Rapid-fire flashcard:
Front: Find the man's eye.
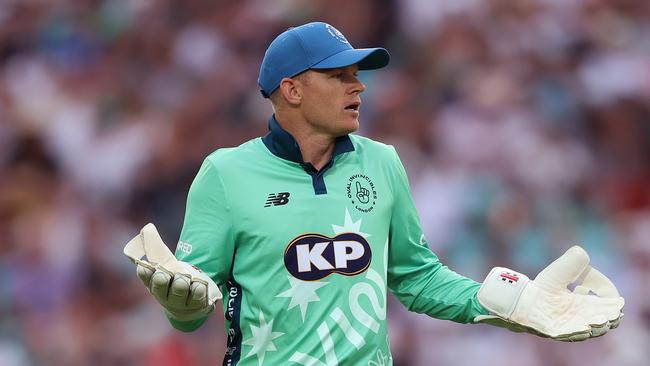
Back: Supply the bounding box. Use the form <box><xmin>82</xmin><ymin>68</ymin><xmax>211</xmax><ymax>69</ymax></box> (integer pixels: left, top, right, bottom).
<box><xmin>332</xmin><ymin>73</ymin><xmax>343</xmax><ymax>79</ymax></box>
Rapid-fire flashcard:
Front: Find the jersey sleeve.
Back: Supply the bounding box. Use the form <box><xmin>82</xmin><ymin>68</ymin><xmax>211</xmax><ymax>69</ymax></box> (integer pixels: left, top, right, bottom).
<box><xmin>168</xmin><ymin>157</ymin><xmax>236</xmax><ymax>331</ymax></box>
<box><xmin>386</xmin><ymin>147</ymin><xmax>489</xmax><ymax>323</ymax></box>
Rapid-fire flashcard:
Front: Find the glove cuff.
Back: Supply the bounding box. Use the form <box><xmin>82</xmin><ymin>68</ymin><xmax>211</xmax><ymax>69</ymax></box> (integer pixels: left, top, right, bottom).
<box><xmin>477</xmin><ymin>267</ymin><xmax>530</xmax><ymax>319</ymax></box>
<box><xmin>164</xmin><ymin>307</ymin><xmax>213</xmax><ymax>322</ymax></box>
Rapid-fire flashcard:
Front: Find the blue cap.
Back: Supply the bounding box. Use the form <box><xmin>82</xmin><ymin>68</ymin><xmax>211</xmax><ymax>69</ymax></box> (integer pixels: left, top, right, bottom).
<box><xmin>258</xmin><ymin>22</ymin><xmax>390</xmax><ymax>98</ymax></box>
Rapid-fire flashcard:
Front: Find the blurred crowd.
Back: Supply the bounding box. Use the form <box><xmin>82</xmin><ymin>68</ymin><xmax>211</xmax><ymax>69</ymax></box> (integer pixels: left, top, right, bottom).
<box><xmin>1</xmin><ymin>0</ymin><xmax>649</xmax><ymax>365</ymax></box>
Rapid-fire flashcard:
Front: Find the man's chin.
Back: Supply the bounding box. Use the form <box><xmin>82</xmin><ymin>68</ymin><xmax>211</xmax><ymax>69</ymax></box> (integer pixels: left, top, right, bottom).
<box><xmin>325</xmin><ymin>117</ymin><xmax>359</xmax><ymax>137</ymax></box>
<box><xmin>340</xmin><ymin>118</ymin><xmax>360</xmax><ymax>135</ymax></box>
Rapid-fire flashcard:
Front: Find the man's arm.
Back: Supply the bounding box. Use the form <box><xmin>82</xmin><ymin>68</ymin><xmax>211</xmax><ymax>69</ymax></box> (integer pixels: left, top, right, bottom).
<box><xmin>385</xmin><ymin>147</ymin><xmax>488</xmax><ymax>323</ymax></box>
<box><xmin>124</xmin><ymin>156</ymin><xmax>236</xmax><ymax>332</ymax></box>
<box><xmin>169</xmin><ymin>157</ymin><xmax>236</xmax><ymax>331</ymax></box>
<box><xmin>385</xmin><ymin>147</ymin><xmax>624</xmax><ymax>340</ymax></box>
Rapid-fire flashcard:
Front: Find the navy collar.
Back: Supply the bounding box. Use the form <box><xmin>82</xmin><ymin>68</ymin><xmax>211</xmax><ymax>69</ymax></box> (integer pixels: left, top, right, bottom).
<box><xmin>262</xmin><ymin>115</ymin><xmax>355</xmax><ymax>165</ymax></box>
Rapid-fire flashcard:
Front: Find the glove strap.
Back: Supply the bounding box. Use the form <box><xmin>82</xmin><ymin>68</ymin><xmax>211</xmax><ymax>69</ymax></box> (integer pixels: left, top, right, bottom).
<box><xmin>477</xmin><ymin>267</ymin><xmax>530</xmax><ymax>319</ymax></box>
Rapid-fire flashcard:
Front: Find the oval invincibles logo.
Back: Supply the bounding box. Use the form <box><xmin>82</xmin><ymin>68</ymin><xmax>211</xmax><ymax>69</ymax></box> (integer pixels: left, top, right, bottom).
<box><xmin>284</xmin><ymin>233</ymin><xmax>372</xmax><ymax>281</ymax></box>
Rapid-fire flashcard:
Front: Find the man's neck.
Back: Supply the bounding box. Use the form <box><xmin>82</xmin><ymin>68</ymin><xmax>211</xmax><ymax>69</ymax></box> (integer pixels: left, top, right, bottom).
<box><xmin>294</xmin><ymin>131</ymin><xmax>336</xmax><ymax>171</ymax></box>
<box><xmin>275</xmin><ymin>114</ymin><xmax>336</xmax><ymax>171</ymax></box>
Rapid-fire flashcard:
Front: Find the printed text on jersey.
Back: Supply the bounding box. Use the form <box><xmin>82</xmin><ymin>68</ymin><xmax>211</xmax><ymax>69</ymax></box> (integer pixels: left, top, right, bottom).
<box><xmin>284</xmin><ymin>233</ymin><xmax>372</xmax><ymax>281</ymax></box>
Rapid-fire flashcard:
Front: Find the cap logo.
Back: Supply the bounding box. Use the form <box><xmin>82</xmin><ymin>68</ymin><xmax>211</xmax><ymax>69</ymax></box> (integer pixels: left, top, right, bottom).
<box><xmin>325</xmin><ymin>24</ymin><xmax>349</xmax><ymax>44</ymax></box>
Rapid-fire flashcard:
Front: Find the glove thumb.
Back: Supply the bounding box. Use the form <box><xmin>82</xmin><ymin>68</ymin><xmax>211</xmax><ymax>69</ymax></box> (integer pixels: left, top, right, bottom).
<box><xmin>574</xmin><ymin>266</ymin><xmax>621</xmax><ymax>298</ymax></box>
<box><xmin>534</xmin><ymin>246</ymin><xmax>590</xmax><ymax>288</ymax></box>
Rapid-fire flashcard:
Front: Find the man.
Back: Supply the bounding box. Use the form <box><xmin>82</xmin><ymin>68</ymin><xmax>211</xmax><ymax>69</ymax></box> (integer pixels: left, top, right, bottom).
<box><xmin>124</xmin><ymin>22</ymin><xmax>624</xmax><ymax>365</ymax></box>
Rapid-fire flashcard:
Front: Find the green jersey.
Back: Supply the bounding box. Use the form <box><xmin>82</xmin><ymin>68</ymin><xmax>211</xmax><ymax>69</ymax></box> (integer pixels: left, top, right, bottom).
<box><xmin>173</xmin><ymin>116</ymin><xmax>487</xmax><ymax>365</ymax></box>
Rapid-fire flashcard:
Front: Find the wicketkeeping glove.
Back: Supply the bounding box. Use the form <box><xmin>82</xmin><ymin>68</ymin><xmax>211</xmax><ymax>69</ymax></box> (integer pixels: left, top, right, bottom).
<box><xmin>123</xmin><ymin>223</ymin><xmax>222</xmax><ymax>321</ymax></box>
<box><xmin>475</xmin><ymin>246</ymin><xmax>624</xmax><ymax>341</ymax></box>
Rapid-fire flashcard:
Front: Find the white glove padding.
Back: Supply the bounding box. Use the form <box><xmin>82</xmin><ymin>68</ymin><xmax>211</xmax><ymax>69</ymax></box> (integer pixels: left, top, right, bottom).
<box><xmin>475</xmin><ymin>246</ymin><xmax>624</xmax><ymax>341</ymax></box>
<box><xmin>123</xmin><ymin>223</ymin><xmax>222</xmax><ymax>321</ymax></box>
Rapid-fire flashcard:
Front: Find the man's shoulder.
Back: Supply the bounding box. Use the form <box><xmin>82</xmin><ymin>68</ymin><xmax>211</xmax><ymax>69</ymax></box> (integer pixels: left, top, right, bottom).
<box><xmin>349</xmin><ymin>134</ymin><xmax>397</xmax><ymax>157</ymax></box>
<box><xmin>204</xmin><ymin>138</ymin><xmax>265</xmax><ymax>168</ymax></box>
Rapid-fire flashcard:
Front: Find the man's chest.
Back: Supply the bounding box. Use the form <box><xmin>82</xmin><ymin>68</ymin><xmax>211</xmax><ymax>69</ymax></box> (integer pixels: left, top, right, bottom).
<box><xmin>225</xmin><ymin>163</ymin><xmax>393</xmax><ymax>277</ymax></box>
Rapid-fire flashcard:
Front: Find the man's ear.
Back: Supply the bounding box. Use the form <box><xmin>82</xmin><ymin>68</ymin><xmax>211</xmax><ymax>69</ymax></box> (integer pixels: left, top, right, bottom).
<box><xmin>278</xmin><ymin>77</ymin><xmax>302</xmax><ymax>105</ymax></box>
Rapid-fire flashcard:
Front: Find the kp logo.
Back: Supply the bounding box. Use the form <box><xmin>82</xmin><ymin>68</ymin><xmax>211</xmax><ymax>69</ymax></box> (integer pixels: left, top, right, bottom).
<box><xmin>284</xmin><ymin>233</ymin><xmax>372</xmax><ymax>281</ymax></box>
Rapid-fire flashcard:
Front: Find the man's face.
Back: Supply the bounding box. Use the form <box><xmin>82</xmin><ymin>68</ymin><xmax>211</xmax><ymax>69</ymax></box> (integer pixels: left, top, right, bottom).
<box><xmin>298</xmin><ymin>65</ymin><xmax>365</xmax><ymax>137</ymax></box>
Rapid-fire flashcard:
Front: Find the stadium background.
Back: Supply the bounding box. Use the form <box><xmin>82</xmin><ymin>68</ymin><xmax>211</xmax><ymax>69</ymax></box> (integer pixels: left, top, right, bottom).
<box><xmin>0</xmin><ymin>0</ymin><xmax>648</xmax><ymax>365</ymax></box>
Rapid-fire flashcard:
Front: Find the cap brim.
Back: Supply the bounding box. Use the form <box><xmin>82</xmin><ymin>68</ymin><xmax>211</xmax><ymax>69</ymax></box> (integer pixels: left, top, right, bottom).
<box><xmin>311</xmin><ymin>48</ymin><xmax>390</xmax><ymax>70</ymax></box>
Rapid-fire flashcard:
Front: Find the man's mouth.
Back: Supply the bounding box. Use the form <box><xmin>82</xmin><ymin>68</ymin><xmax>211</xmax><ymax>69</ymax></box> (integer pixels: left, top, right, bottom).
<box><xmin>345</xmin><ymin>102</ymin><xmax>361</xmax><ymax>111</ymax></box>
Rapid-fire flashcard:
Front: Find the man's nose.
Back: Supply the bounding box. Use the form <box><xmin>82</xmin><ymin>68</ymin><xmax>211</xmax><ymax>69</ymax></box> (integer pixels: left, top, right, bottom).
<box><xmin>351</xmin><ymin>77</ymin><xmax>366</xmax><ymax>94</ymax></box>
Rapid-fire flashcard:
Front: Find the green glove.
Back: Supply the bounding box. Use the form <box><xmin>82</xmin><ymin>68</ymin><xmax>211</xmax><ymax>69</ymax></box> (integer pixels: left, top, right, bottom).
<box><xmin>124</xmin><ymin>223</ymin><xmax>222</xmax><ymax>321</ymax></box>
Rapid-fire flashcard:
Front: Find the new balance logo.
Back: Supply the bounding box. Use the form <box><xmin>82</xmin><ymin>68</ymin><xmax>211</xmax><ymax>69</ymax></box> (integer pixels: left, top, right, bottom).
<box><xmin>264</xmin><ymin>192</ymin><xmax>290</xmax><ymax>207</ymax></box>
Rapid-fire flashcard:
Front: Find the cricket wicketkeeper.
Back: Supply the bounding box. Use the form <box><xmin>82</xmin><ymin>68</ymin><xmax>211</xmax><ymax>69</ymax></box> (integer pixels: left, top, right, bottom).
<box><xmin>124</xmin><ymin>22</ymin><xmax>624</xmax><ymax>365</ymax></box>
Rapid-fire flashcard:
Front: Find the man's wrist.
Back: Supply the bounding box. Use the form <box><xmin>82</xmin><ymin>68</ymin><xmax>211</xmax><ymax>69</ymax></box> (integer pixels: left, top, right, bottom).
<box><xmin>166</xmin><ymin>313</ymin><xmax>208</xmax><ymax>333</ymax></box>
<box><xmin>476</xmin><ymin>267</ymin><xmax>530</xmax><ymax>320</ymax></box>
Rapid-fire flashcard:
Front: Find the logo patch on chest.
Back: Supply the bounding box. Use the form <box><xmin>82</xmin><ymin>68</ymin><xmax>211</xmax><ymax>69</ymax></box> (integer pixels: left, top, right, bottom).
<box><xmin>346</xmin><ymin>174</ymin><xmax>377</xmax><ymax>213</ymax></box>
<box><xmin>284</xmin><ymin>233</ymin><xmax>372</xmax><ymax>281</ymax></box>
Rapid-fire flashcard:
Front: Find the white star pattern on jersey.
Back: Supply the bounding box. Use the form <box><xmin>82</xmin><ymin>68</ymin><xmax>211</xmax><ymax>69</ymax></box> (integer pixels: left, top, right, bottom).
<box><xmin>276</xmin><ymin>276</ymin><xmax>329</xmax><ymax>322</ymax></box>
<box><xmin>332</xmin><ymin>208</ymin><xmax>371</xmax><ymax>238</ymax></box>
<box><xmin>242</xmin><ymin>311</ymin><xmax>284</xmax><ymax>366</ymax></box>
<box><xmin>277</xmin><ymin>208</ymin><xmax>372</xmax><ymax>324</ymax></box>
